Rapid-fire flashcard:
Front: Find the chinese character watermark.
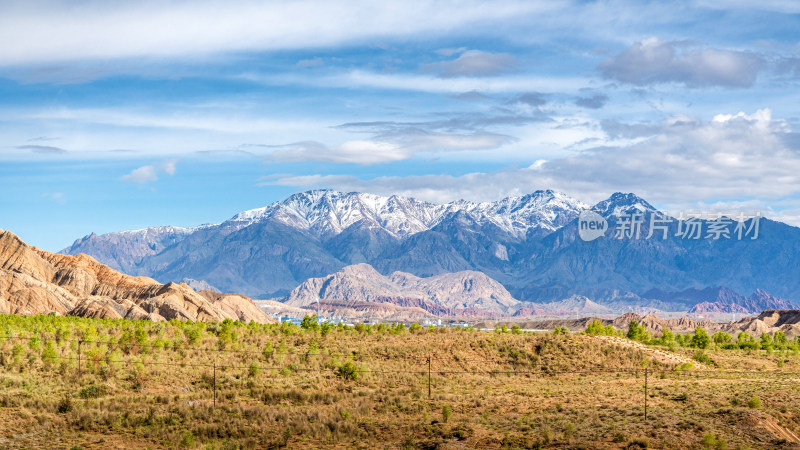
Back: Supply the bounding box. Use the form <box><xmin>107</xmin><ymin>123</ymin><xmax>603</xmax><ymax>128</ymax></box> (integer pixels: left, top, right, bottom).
<box><xmin>578</xmin><ymin>210</ymin><xmax>762</xmax><ymax>242</ymax></box>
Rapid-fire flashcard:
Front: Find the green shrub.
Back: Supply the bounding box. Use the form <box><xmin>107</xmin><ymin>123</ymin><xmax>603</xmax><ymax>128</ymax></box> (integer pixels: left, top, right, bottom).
<box><xmin>262</xmin><ymin>341</ymin><xmax>274</xmax><ymax>360</ymax></box>
<box><xmin>180</xmin><ymin>431</ymin><xmax>195</xmax><ymax>448</ymax></box>
<box><xmin>692</xmin><ymin>351</ymin><xmax>713</xmax><ymax>365</ymax></box>
<box><xmin>57</xmin><ymin>395</ymin><xmax>73</xmax><ymax>413</ymax></box>
<box><xmin>337</xmin><ymin>361</ymin><xmax>358</xmax><ymax>381</ymax></box>
<box><xmin>78</xmin><ymin>384</ymin><xmax>107</xmax><ymax>399</ymax></box>
<box><xmin>41</xmin><ymin>340</ymin><xmax>58</xmax><ymax>366</ymax></box>
<box><xmin>747</xmin><ymin>396</ymin><xmax>761</xmax><ymax>409</ymax></box>
<box><xmin>442</xmin><ymin>404</ymin><xmax>453</xmax><ymax>423</ymax></box>
<box><xmin>691</xmin><ymin>327</ymin><xmax>710</xmax><ymax>349</ymax></box>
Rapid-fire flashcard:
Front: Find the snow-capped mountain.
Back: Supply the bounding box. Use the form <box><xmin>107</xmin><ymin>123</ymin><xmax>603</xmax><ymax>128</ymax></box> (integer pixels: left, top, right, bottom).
<box><xmin>591</xmin><ymin>192</ymin><xmax>657</xmax><ymax>216</ymax></box>
<box><xmin>60</xmin><ymin>189</ymin><xmax>800</xmax><ymax>312</ymax></box>
<box><xmin>214</xmin><ymin>188</ymin><xmax>587</xmax><ymax>239</ymax></box>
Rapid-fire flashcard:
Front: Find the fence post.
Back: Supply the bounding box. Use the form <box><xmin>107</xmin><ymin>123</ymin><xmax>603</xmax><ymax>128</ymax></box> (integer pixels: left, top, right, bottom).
<box><xmin>77</xmin><ymin>339</ymin><xmax>82</xmax><ymax>377</ymax></box>
<box><xmin>427</xmin><ymin>356</ymin><xmax>431</xmax><ymax>399</ymax></box>
<box><xmin>213</xmin><ymin>360</ymin><xmax>217</xmax><ymax>408</ymax></box>
<box><xmin>644</xmin><ymin>368</ymin><xmax>648</xmax><ymax>421</ymax></box>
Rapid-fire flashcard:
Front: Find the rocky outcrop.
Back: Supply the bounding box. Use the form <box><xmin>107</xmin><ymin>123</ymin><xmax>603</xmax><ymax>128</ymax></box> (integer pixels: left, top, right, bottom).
<box><xmin>686</xmin><ymin>287</ymin><xmax>797</xmax><ymax>314</ymax></box>
<box><xmin>283</xmin><ymin>263</ymin><xmax>520</xmax><ymax>317</ymax></box>
<box><xmin>0</xmin><ymin>229</ymin><xmax>273</xmax><ymax>323</ymax></box>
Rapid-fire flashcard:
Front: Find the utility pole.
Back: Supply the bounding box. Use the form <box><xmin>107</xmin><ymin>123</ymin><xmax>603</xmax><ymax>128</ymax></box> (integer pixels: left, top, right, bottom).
<box><xmin>77</xmin><ymin>340</ymin><xmax>82</xmax><ymax>377</ymax></box>
<box><xmin>644</xmin><ymin>368</ymin><xmax>648</xmax><ymax>421</ymax></box>
<box><xmin>213</xmin><ymin>360</ymin><xmax>217</xmax><ymax>408</ymax></box>
<box><xmin>427</xmin><ymin>356</ymin><xmax>431</xmax><ymax>399</ymax></box>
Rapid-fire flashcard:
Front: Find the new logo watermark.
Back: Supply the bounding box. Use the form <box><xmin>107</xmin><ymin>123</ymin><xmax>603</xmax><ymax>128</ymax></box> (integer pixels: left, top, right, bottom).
<box><xmin>577</xmin><ymin>211</ymin><xmax>762</xmax><ymax>242</ymax></box>
<box><xmin>578</xmin><ymin>210</ymin><xmax>607</xmax><ymax>241</ymax></box>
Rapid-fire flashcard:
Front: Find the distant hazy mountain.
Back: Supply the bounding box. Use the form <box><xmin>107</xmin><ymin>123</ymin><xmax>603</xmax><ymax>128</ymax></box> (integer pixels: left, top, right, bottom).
<box><xmin>61</xmin><ymin>189</ymin><xmax>800</xmax><ymax>312</ymax></box>
<box><xmin>284</xmin><ymin>263</ymin><xmax>519</xmax><ymax>316</ymax></box>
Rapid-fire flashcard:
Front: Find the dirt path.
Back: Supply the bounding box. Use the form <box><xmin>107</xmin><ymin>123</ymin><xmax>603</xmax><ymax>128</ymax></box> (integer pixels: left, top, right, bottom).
<box><xmin>594</xmin><ymin>335</ymin><xmax>707</xmax><ymax>369</ymax></box>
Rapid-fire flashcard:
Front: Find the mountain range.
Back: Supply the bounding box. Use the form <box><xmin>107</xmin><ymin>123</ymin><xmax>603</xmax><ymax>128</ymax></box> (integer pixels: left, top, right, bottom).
<box><xmin>61</xmin><ymin>189</ymin><xmax>800</xmax><ymax>314</ymax></box>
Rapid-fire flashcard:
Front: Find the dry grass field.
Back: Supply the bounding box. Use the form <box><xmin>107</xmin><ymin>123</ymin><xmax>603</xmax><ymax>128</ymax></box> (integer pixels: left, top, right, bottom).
<box><xmin>0</xmin><ymin>314</ymin><xmax>799</xmax><ymax>449</ymax></box>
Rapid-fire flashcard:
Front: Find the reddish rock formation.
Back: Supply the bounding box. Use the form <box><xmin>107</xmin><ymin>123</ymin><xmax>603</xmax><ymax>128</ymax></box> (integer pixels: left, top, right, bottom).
<box><xmin>0</xmin><ymin>229</ymin><xmax>273</xmax><ymax>323</ymax></box>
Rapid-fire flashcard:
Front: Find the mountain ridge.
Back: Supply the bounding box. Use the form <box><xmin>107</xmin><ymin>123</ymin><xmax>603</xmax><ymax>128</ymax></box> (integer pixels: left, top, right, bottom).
<box><xmin>59</xmin><ymin>189</ymin><xmax>800</xmax><ymax>311</ymax></box>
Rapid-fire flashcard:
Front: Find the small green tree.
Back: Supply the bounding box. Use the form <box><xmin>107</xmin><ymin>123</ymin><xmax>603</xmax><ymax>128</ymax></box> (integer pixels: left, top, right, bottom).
<box><xmin>712</xmin><ymin>331</ymin><xmax>731</xmax><ymax>345</ymax></box>
<box><xmin>337</xmin><ymin>361</ymin><xmax>358</xmax><ymax>381</ymax></box>
<box><xmin>774</xmin><ymin>331</ymin><xmax>788</xmax><ymax>347</ymax></box>
<box><xmin>691</xmin><ymin>327</ymin><xmax>710</xmax><ymax>349</ymax></box>
<box><xmin>41</xmin><ymin>340</ymin><xmax>58</xmax><ymax>367</ymax></box>
<box><xmin>585</xmin><ymin>319</ymin><xmax>604</xmax><ymax>336</ymax></box>
<box><xmin>442</xmin><ymin>405</ymin><xmax>453</xmax><ymax>423</ymax></box>
<box><xmin>627</xmin><ymin>321</ymin><xmax>641</xmax><ymax>340</ymax></box>
<box><xmin>760</xmin><ymin>333</ymin><xmax>773</xmax><ymax>349</ymax></box>
<box><xmin>660</xmin><ymin>326</ymin><xmax>673</xmax><ymax>343</ymax></box>
<box><xmin>553</xmin><ymin>326</ymin><xmax>569</xmax><ymax>335</ymax></box>
<box><xmin>301</xmin><ymin>315</ymin><xmax>319</xmax><ymax>331</ymax></box>
<box><xmin>511</xmin><ymin>325</ymin><xmax>522</xmax><ymax>335</ymax></box>
<box><xmin>262</xmin><ymin>341</ymin><xmax>274</xmax><ymax>360</ymax></box>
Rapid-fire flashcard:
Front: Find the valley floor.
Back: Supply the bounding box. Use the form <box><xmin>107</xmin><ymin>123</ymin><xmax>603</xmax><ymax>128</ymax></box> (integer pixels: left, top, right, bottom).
<box><xmin>0</xmin><ymin>315</ymin><xmax>799</xmax><ymax>449</ymax></box>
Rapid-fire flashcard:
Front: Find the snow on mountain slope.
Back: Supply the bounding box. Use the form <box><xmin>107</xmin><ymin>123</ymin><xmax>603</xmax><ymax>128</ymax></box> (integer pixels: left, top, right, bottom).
<box><xmin>223</xmin><ymin>189</ymin><xmax>587</xmax><ymax>239</ymax></box>
<box><xmin>592</xmin><ymin>192</ymin><xmax>657</xmax><ymax>217</ymax></box>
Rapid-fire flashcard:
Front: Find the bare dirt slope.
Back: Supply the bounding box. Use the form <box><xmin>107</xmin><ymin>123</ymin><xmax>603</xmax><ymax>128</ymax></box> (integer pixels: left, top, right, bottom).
<box><xmin>0</xmin><ymin>229</ymin><xmax>273</xmax><ymax>323</ymax></box>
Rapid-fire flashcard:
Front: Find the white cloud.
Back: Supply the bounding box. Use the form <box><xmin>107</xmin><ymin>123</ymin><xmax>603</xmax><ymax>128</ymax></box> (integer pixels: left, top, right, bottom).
<box><xmin>160</xmin><ymin>159</ymin><xmax>178</xmax><ymax>175</ymax></box>
<box><xmin>0</xmin><ymin>0</ymin><xmax>555</xmax><ymax>66</ymax></box>
<box><xmin>122</xmin><ymin>165</ymin><xmax>158</xmax><ymax>184</ymax></box>
<box><xmin>268</xmin><ymin>131</ymin><xmax>516</xmax><ymax>165</ymax></box>
<box><xmin>599</xmin><ymin>37</ymin><xmax>764</xmax><ymax>87</ymax></box>
<box><xmin>263</xmin><ymin>109</ymin><xmax>800</xmax><ymax>213</ymax></box>
<box><xmin>271</xmin><ymin>140</ymin><xmax>408</xmax><ymax>165</ymax></box>
<box><xmin>121</xmin><ymin>160</ymin><xmax>179</xmax><ymax>183</ymax></box>
<box><xmin>424</xmin><ymin>50</ymin><xmax>518</xmax><ymax>77</ymax></box>
<box><xmin>244</xmin><ymin>70</ymin><xmax>590</xmax><ymax>94</ymax></box>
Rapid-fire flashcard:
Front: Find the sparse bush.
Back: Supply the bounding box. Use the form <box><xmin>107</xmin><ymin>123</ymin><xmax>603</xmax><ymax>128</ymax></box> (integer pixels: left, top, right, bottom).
<box><xmin>262</xmin><ymin>341</ymin><xmax>274</xmax><ymax>360</ymax></box>
<box><xmin>511</xmin><ymin>325</ymin><xmax>521</xmax><ymax>335</ymax></box>
<box><xmin>41</xmin><ymin>340</ymin><xmax>58</xmax><ymax>367</ymax></box>
<box><xmin>78</xmin><ymin>384</ymin><xmax>106</xmax><ymax>399</ymax></box>
<box><xmin>337</xmin><ymin>361</ymin><xmax>358</xmax><ymax>381</ymax></box>
<box><xmin>442</xmin><ymin>404</ymin><xmax>452</xmax><ymax>423</ymax></box>
<box><xmin>693</xmin><ymin>351</ymin><xmax>713</xmax><ymax>365</ymax></box>
<box><xmin>180</xmin><ymin>431</ymin><xmax>195</xmax><ymax>448</ymax></box>
<box><xmin>700</xmin><ymin>431</ymin><xmax>727</xmax><ymax>450</ymax></box>
<box><xmin>57</xmin><ymin>395</ymin><xmax>73</xmax><ymax>413</ymax></box>
<box><xmin>585</xmin><ymin>319</ymin><xmax>614</xmax><ymax>336</ymax></box>
<box><xmin>747</xmin><ymin>396</ymin><xmax>761</xmax><ymax>409</ymax></box>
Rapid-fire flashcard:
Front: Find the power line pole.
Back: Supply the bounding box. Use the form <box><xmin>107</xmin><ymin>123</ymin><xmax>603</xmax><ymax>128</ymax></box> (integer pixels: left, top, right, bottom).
<box><xmin>644</xmin><ymin>368</ymin><xmax>648</xmax><ymax>421</ymax></box>
<box><xmin>213</xmin><ymin>360</ymin><xmax>217</xmax><ymax>408</ymax></box>
<box><xmin>77</xmin><ymin>339</ymin><xmax>82</xmax><ymax>377</ymax></box>
<box><xmin>427</xmin><ymin>356</ymin><xmax>431</xmax><ymax>399</ymax></box>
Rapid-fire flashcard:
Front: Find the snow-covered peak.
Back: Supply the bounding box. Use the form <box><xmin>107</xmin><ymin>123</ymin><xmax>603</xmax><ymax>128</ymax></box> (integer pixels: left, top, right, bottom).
<box><xmin>592</xmin><ymin>192</ymin><xmax>657</xmax><ymax>217</ymax></box>
<box><xmin>227</xmin><ymin>189</ymin><xmax>447</xmax><ymax>237</ymax></box>
<box><xmin>235</xmin><ymin>188</ymin><xmax>591</xmax><ymax>238</ymax></box>
<box><xmin>85</xmin><ymin>189</ymin><xmax>636</xmax><ymax>247</ymax></box>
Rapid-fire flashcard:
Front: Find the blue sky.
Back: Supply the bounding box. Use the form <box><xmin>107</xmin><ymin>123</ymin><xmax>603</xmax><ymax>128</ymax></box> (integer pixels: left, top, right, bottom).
<box><xmin>1</xmin><ymin>0</ymin><xmax>799</xmax><ymax>251</ymax></box>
